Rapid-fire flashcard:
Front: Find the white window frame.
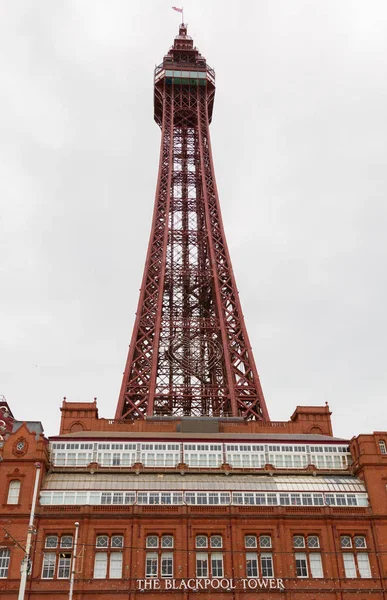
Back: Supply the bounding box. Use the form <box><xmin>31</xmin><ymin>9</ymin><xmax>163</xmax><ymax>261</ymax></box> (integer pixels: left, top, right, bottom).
<box><xmin>309</xmin><ymin>553</ymin><xmax>323</xmax><ymax>578</ymax></box>
<box><xmin>161</xmin><ymin>552</ymin><xmax>173</xmax><ymax>578</ymax></box>
<box><xmin>196</xmin><ymin>552</ymin><xmax>208</xmax><ymax>578</ymax></box>
<box><xmin>343</xmin><ymin>553</ymin><xmax>357</xmax><ymax>578</ymax></box>
<box><xmin>42</xmin><ymin>553</ymin><xmax>56</xmax><ymax>579</ymax></box>
<box><xmin>0</xmin><ymin>549</ymin><xmax>10</xmax><ymax>579</ymax></box>
<box><xmin>57</xmin><ymin>554</ymin><xmax>71</xmax><ymax>579</ymax></box>
<box><xmin>357</xmin><ymin>553</ymin><xmax>371</xmax><ymax>578</ymax></box>
<box><xmin>7</xmin><ymin>481</ymin><xmax>21</xmax><ymax>505</ymax></box>
<box><xmin>196</xmin><ymin>535</ymin><xmax>208</xmax><ymax>549</ymax></box>
<box><xmin>260</xmin><ymin>552</ymin><xmax>274</xmax><ymax>578</ymax></box>
<box><xmin>109</xmin><ymin>552</ymin><xmax>123</xmax><ymax>579</ymax></box>
<box><xmin>93</xmin><ymin>552</ymin><xmax>108</xmax><ymax>579</ymax></box>
<box><xmin>145</xmin><ymin>552</ymin><xmax>158</xmax><ymax>578</ymax></box>
<box><xmin>211</xmin><ymin>552</ymin><xmax>224</xmax><ymax>578</ymax></box>
<box><xmin>378</xmin><ymin>440</ymin><xmax>387</xmax><ymax>454</ymax></box>
<box><xmin>246</xmin><ymin>552</ymin><xmax>258</xmax><ymax>578</ymax></box>
<box><xmin>295</xmin><ymin>552</ymin><xmax>308</xmax><ymax>578</ymax></box>
<box><xmin>245</xmin><ymin>535</ymin><xmax>257</xmax><ymax>548</ymax></box>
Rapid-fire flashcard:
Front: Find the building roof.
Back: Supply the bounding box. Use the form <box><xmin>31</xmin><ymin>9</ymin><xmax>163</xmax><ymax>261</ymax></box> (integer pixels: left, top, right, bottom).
<box><xmin>51</xmin><ymin>432</ymin><xmax>348</xmax><ymax>443</ymax></box>
<box><xmin>41</xmin><ymin>473</ymin><xmax>366</xmax><ymax>493</ymax></box>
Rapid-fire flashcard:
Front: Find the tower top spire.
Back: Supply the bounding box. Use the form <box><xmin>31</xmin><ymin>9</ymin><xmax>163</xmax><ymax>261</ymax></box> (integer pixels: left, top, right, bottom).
<box><xmin>177</xmin><ymin>23</ymin><xmax>190</xmax><ymax>39</ymax></box>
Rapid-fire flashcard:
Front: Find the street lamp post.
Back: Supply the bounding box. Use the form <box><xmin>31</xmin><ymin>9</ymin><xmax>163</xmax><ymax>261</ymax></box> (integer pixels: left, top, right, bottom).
<box><xmin>69</xmin><ymin>522</ymin><xmax>80</xmax><ymax>600</ymax></box>
<box><xmin>18</xmin><ymin>462</ymin><xmax>41</xmax><ymax>600</ymax></box>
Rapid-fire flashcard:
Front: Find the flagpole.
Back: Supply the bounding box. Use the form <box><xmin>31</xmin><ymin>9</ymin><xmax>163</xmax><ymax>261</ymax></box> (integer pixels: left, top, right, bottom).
<box><xmin>182</xmin><ymin>7</ymin><xmax>184</xmax><ymax>24</ymax></box>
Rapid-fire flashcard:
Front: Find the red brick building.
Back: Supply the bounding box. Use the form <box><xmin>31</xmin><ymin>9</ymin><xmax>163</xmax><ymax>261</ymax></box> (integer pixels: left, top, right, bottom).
<box><xmin>1</xmin><ymin>24</ymin><xmax>387</xmax><ymax>600</ymax></box>
<box><xmin>1</xmin><ymin>399</ymin><xmax>387</xmax><ymax>599</ymax></box>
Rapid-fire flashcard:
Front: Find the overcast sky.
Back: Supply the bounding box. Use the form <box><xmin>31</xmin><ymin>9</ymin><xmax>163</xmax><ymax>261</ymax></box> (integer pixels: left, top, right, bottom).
<box><xmin>1</xmin><ymin>0</ymin><xmax>386</xmax><ymax>439</ymax></box>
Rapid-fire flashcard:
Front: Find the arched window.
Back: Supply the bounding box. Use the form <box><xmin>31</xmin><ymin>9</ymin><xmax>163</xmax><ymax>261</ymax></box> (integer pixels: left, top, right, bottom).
<box><xmin>7</xmin><ymin>480</ymin><xmax>21</xmax><ymax>504</ymax></box>
<box><xmin>379</xmin><ymin>440</ymin><xmax>387</xmax><ymax>455</ymax></box>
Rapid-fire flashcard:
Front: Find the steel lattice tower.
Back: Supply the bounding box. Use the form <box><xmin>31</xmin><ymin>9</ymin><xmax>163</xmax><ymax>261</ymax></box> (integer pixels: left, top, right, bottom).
<box><xmin>116</xmin><ymin>25</ymin><xmax>269</xmax><ymax>422</ymax></box>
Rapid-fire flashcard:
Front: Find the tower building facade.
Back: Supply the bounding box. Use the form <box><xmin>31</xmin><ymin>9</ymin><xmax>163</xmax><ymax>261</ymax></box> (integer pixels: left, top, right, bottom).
<box><xmin>1</xmin><ymin>25</ymin><xmax>387</xmax><ymax>600</ymax></box>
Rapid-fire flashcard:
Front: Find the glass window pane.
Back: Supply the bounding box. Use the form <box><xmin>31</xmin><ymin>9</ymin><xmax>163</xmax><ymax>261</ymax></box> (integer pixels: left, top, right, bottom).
<box><xmin>58</xmin><ymin>554</ymin><xmax>71</xmax><ymax>579</ymax></box>
<box><xmin>196</xmin><ymin>535</ymin><xmax>208</xmax><ymax>548</ymax></box>
<box><xmin>307</xmin><ymin>536</ymin><xmax>320</xmax><ymax>548</ymax></box>
<box><xmin>293</xmin><ymin>535</ymin><xmax>305</xmax><ymax>548</ymax></box>
<box><xmin>211</xmin><ymin>552</ymin><xmax>223</xmax><ymax>578</ymax></box>
<box><xmin>260</xmin><ymin>535</ymin><xmax>272</xmax><ymax>548</ymax></box>
<box><xmin>340</xmin><ymin>536</ymin><xmax>352</xmax><ymax>548</ymax></box>
<box><xmin>161</xmin><ymin>552</ymin><xmax>173</xmax><ymax>578</ymax></box>
<box><xmin>161</xmin><ymin>535</ymin><xmax>173</xmax><ymax>548</ymax></box>
<box><xmin>245</xmin><ymin>535</ymin><xmax>257</xmax><ymax>548</ymax></box>
<box><xmin>60</xmin><ymin>536</ymin><xmax>73</xmax><ymax>549</ymax></box>
<box><xmin>210</xmin><ymin>535</ymin><xmax>222</xmax><ymax>548</ymax></box>
<box><xmin>310</xmin><ymin>553</ymin><xmax>323</xmax><ymax>578</ymax></box>
<box><xmin>295</xmin><ymin>552</ymin><xmax>308</xmax><ymax>577</ymax></box>
<box><xmin>343</xmin><ymin>553</ymin><xmax>356</xmax><ymax>578</ymax></box>
<box><xmin>196</xmin><ymin>553</ymin><xmax>208</xmax><ymax>578</ymax></box>
<box><xmin>94</xmin><ymin>553</ymin><xmax>107</xmax><ymax>579</ymax></box>
<box><xmin>42</xmin><ymin>553</ymin><xmax>56</xmax><ymax>579</ymax></box>
<box><xmin>0</xmin><ymin>549</ymin><xmax>10</xmax><ymax>578</ymax></box>
<box><xmin>45</xmin><ymin>536</ymin><xmax>58</xmax><ymax>549</ymax></box>
<box><xmin>357</xmin><ymin>553</ymin><xmax>371</xmax><ymax>578</ymax></box>
<box><xmin>111</xmin><ymin>535</ymin><xmax>124</xmax><ymax>548</ymax></box>
<box><xmin>96</xmin><ymin>535</ymin><xmax>109</xmax><ymax>548</ymax></box>
<box><xmin>261</xmin><ymin>553</ymin><xmax>274</xmax><ymax>578</ymax></box>
<box><xmin>7</xmin><ymin>481</ymin><xmax>21</xmax><ymax>505</ymax></box>
<box><xmin>145</xmin><ymin>553</ymin><xmax>158</xmax><ymax>577</ymax></box>
<box><xmin>354</xmin><ymin>536</ymin><xmax>366</xmax><ymax>549</ymax></box>
<box><xmin>146</xmin><ymin>536</ymin><xmax>159</xmax><ymax>548</ymax></box>
<box><xmin>246</xmin><ymin>552</ymin><xmax>258</xmax><ymax>578</ymax></box>
<box><xmin>109</xmin><ymin>552</ymin><xmax>123</xmax><ymax>579</ymax></box>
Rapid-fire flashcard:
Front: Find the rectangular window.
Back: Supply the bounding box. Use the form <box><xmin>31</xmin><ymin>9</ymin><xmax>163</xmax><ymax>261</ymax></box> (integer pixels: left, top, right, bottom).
<box><xmin>0</xmin><ymin>549</ymin><xmax>10</xmax><ymax>578</ymax></box>
<box><xmin>94</xmin><ymin>553</ymin><xmax>108</xmax><ymax>579</ymax></box>
<box><xmin>45</xmin><ymin>536</ymin><xmax>58</xmax><ymax>549</ymax></box>
<box><xmin>379</xmin><ymin>440</ymin><xmax>387</xmax><ymax>454</ymax></box>
<box><xmin>245</xmin><ymin>535</ymin><xmax>257</xmax><ymax>548</ymax></box>
<box><xmin>96</xmin><ymin>535</ymin><xmax>109</xmax><ymax>548</ymax></box>
<box><xmin>161</xmin><ymin>535</ymin><xmax>173</xmax><ymax>548</ymax></box>
<box><xmin>354</xmin><ymin>536</ymin><xmax>367</xmax><ymax>549</ymax></box>
<box><xmin>196</xmin><ymin>535</ymin><xmax>208</xmax><ymax>548</ymax></box>
<box><xmin>161</xmin><ymin>552</ymin><xmax>173</xmax><ymax>578</ymax></box>
<box><xmin>111</xmin><ymin>535</ymin><xmax>124</xmax><ymax>548</ymax></box>
<box><xmin>309</xmin><ymin>553</ymin><xmax>323</xmax><ymax>578</ymax></box>
<box><xmin>57</xmin><ymin>554</ymin><xmax>71</xmax><ymax>579</ymax></box>
<box><xmin>246</xmin><ymin>552</ymin><xmax>258</xmax><ymax>577</ymax></box>
<box><xmin>340</xmin><ymin>536</ymin><xmax>352</xmax><ymax>548</ymax></box>
<box><xmin>293</xmin><ymin>535</ymin><xmax>305</xmax><ymax>548</ymax></box>
<box><xmin>109</xmin><ymin>552</ymin><xmax>123</xmax><ymax>579</ymax></box>
<box><xmin>261</xmin><ymin>553</ymin><xmax>274</xmax><ymax>578</ymax></box>
<box><xmin>7</xmin><ymin>481</ymin><xmax>21</xmax><ymax>505</ymax></box>
<box><xmin>259</xmin><ymin>535</ymin><xmax>272</xmax><ymax>548</ymax></box>
<box><xmin>307</xmin><ymin>536</ymin><xmax>320</xmax><ymax>549</ymax></box>
<box><xmin>211</xmin><ymin>552</ymin><xmax>223</xmax><ymax>578</ymax></box>
<box><xmin>60</xmin><ymin>536</ymin><xmax>73</xmax><ymax>549</ymax></box>
<box><xmin>42</xmin><ymin>553</ymin><xmax>56</xmax><ymax>579</ymax></box>
<box><xmin>196</xmin><ymin>552</ymin><xmax>208</xmax><ymax>578</ymax></box>
<box><xmin>146</xmin><ymin>553</ymin><xmax>158</xmax><ymax>577</ymax></box>
<box><xmin>295</xmin><ymin>553</ymin><xmax>308</xmax><ymax>577</ymax></box>
<box><xmin>343</xmin><ymin>553</ymin><xmax>356</xmax><ymax>578</ymax></box>
<box><xmin>146</xmin><ymin>536</ymin><xmax>159</xmax><ymax>548</ymax></box>
<box><xmin>210</xmin><ymin>535</ymin><xmax>222</xmax><ymax>548</ymax></box>
<box><xmin>357</xmin><ymin>553</ymin><xmax>371</xmax><ymax>578</ymax></box>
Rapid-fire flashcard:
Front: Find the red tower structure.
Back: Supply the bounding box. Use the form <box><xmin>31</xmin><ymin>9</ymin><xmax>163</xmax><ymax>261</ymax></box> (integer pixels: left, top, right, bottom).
<box><xmin>116</xmin><ymin>24</ymin><xmax>269</xmax><ymax>422</ymax></box>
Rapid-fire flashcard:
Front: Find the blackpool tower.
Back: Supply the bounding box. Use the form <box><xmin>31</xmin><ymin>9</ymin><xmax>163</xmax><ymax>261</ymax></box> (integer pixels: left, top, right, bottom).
<box><xmin>116</xmin><ymin>24</ymin><xmax>269</xmax><ymax>422</ymax></box>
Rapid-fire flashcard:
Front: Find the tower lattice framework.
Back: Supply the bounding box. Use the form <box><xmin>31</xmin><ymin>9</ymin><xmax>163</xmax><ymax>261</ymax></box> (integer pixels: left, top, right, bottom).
<box><xmin>116</xmin><ymin>25</ymin><xmax>269</xmax><ymax>422</ymax></box>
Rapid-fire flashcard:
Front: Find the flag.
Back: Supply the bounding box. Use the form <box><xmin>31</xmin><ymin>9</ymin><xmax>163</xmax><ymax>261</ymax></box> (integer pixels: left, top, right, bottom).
<box><xmin>172</xmin><ymin>6</ymin><xmax>183</xmax><ymax>13</ymax></box>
